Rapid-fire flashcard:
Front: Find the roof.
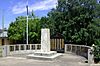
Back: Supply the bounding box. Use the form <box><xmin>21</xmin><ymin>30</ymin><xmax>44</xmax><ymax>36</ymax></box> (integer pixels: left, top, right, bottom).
<box><xmin>0</xmin><ymin>29</ymin><xmax>8</xmax><ymax>38</ymax></box>
<box><xmin>50</xmin><ymin>33</ymin><xmax>64</xmax><ymax>39</ymax></box>
<box><xmin>0</xmin><ymin>29</ymin><xmax>2</xmax><ymax>33</ymax></box>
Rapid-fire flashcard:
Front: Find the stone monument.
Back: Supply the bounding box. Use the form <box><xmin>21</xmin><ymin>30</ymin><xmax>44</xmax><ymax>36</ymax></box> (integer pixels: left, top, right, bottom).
<box><xmin>27</xmin><ymin>28</ymin><xmax>62</xmax><ymax>60</ymax></box>
<box><xmin>41</xmin><ymin>29</ymin><xmax>50</xmax><ymax>52</ymax></box>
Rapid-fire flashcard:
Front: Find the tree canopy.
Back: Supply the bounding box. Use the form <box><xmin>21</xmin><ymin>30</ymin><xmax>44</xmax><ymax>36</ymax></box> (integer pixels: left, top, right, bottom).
<box><xmin>8</xmin><ymin>13</ymin><xmax>41</xmax><ymax>44</ymax></box>
<box><xmin>8</xmin><ymin>0</ymin><xmax>100</xmax><ymax>46</ymax></box>
<box><xmin>40</xmin><ymin>0</ymin><xmax>100</xmax><ymax>46</ymax></box>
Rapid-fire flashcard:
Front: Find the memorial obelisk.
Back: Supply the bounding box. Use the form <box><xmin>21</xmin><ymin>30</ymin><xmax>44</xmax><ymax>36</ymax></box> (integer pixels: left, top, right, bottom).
<box><xmin>41</xmin><ymin>29</ymin><xmax>50</xmax><ymax>52</ymax></box>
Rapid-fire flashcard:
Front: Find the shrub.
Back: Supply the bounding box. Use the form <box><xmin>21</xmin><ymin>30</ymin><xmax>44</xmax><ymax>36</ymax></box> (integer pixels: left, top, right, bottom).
<box><xmin>93</xmin><ymin>45</ymin><xmax>100</xmax><ymax>63</ymax></box>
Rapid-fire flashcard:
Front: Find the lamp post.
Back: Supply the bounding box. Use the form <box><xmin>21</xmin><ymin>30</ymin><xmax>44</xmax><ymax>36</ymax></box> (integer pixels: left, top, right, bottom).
<box><xmin>26</xmin><ymin>0</ymin><xmax>28</xmax><ymax>45</ymax></box>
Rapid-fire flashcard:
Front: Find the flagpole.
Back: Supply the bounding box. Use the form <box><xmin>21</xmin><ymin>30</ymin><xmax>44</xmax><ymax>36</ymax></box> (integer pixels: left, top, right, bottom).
<box><xmin>26</xmin><ymin>0</ymin><xmax>28</xmax><ymax>45</ymax></box>
<box><xmin>2</xmin><ymin>10</ymin><xmax>4</xmax><ymax>39</ymax></box>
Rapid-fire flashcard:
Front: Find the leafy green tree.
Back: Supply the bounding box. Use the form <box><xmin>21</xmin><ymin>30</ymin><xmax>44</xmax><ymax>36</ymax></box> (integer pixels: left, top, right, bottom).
<box><xmin>8</xmin><ymin>14</ymin><xmax>41</xmax><ymax>44</ymax></box>
<box><xmin>8</xmin><ymin>0</ymin><xmax>100</xmax><ymax>46</ymax></box>
<box><xmin>40</xmin><ymin>16</ymin><xmax>56</xmax><ymax>35</ymax></box>
<box><xmin>42</xmin><ymin>0</ymin><xmax>100</xmax><ymax>46</ymax></box>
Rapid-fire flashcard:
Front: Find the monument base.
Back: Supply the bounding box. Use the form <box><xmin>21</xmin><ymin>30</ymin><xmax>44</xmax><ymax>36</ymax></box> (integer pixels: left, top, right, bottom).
<box><xmin>27</xmin><ymin>51</ymin><xmax>62</xmax><ymax>60</ymax></box>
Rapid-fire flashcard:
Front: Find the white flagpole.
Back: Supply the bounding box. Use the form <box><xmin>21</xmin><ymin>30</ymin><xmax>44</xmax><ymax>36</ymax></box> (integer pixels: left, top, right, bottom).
<box><xmin>26</xmin><ymin>0</ymin><xmax>28</xmax><ymax>45</ymax></box>
<box><xmin>2</xmin><ymin>10</ymin><xmax>4</xmax><ymax>39</ymax></box>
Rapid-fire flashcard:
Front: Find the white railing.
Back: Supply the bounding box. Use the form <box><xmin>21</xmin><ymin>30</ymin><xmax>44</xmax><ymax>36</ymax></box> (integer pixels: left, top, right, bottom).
<box><xmin>65</xmin><ymin>44</ymin><xmax>91</xmax><ymax>58</ymax></box>
<box><xmin>6</xmin><ymin>44</ymin><xmax>41</xmax><ymax>55</ymax></box>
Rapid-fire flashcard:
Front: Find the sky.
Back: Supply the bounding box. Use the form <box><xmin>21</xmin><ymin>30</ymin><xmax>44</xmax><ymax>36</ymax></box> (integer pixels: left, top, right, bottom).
<box><xmin>0</xmin><ymin>0</ymin><xmax>100</xmax><ymax>29</ymax></box>
<box><xmin>0</xmin><ymin>0</ymin><xmax>57</xmax><ymax>29</ymax></box>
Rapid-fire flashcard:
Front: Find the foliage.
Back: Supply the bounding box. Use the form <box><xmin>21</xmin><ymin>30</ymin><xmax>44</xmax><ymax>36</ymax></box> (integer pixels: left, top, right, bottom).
<box><xmin>8</xmin><ymin>13</ymin><xmax>41</xmax><ymax>44</ymax></box>
<box><xmin>8</xmin><ymin>0</ymin><xmax>100</xmax><ymax>45</ymax></box>
<box><xmin>93</xmin><ymin>45</ymin><xmax>100</xmax><ymax>62</ymax></box>
<box><xmin>41</xmin><ymin>0</ymin><xmax>100</xmax><ymax>46</ymax></box>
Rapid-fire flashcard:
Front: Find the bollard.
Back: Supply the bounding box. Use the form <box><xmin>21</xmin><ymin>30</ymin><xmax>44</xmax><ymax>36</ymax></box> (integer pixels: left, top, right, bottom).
<box><xmin>2</xmin><ymin>45</ymin><xmax>7</xmax><ymax>57</ymax></box>
<box><xmin>88</xmin><ymin>48</ymin><xmax>94</xmax><ymax>64</ymax></box>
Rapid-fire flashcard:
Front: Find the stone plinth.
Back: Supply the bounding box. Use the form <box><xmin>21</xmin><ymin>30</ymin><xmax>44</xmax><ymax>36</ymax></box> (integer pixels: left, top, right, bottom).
<box><xmin>34</xmin><ymin>51</ymin><xmax>56</xmax><ymax>56</ymax></box>
<box><xmin>27</xmin><ymin>52</ymin><xmax>62</xmax><ymax>60</ymax></box>
<box><xmin>41</xmin><ymin>29</ymin><xmax>50</xmax><ymax>52</ymax></box>
<box><xmin>27</xmin><ymin>28</ymin><xmax>62</xmax><ymax>60</ymax></box>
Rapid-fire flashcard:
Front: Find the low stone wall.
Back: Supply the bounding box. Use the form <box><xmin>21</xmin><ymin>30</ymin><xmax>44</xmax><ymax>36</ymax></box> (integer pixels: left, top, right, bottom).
<box><xmin>65</xmin><ymin>44</ymin><xmax>91</xmax><ymax>58</ymax></box>
<box><xmin>2</xmin><ymin>44</ymin><xmax>41</xmax><ymax>56</ymax></box>
<box><xmin>65</xmin><ymin>44</ymin><xmax>94</xmax><ymax>64</ymax></box>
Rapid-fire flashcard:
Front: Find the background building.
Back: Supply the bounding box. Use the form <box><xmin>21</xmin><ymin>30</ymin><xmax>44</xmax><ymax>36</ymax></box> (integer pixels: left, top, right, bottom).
<box><xmin>0</xmin><ymin>29</ymin><xmax>9</xmax><ymax>45</ymax></box>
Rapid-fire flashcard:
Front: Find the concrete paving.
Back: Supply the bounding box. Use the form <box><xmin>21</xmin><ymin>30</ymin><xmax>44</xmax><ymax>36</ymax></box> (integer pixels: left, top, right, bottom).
<box><xmin>0</xmin><ymin>54</ymin><xmax>90</xmax><ymax>66</ymax></box>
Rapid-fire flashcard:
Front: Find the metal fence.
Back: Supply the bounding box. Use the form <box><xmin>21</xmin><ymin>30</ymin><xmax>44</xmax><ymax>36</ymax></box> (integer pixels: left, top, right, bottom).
<box><xmin>65</xmin><ymin>44</ymin><xmax>91</xmax><ymax>58</ymax></box>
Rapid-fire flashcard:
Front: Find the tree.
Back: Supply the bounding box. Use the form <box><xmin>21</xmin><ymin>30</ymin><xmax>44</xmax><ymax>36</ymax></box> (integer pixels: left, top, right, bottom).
<box><xmin>8</xmin><ymin>14</ymin><xmax>41</xmax><ymax>44</ymax></box>
<box><xmin>42</xmin><ymin>0</ymin><xmax>100</xmax><ymax>46</ymax></box>
<box><xmin>8</xmin><ymin>0</ymin><xmax>100</xmax><ymax>45</ymax></box>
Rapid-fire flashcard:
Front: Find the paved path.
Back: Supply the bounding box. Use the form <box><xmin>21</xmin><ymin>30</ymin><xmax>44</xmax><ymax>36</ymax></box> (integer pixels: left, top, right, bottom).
<box><xmin>0</xmin><ymin>54</ymin><xmax>89</xmax><ymax>66</ymax></box>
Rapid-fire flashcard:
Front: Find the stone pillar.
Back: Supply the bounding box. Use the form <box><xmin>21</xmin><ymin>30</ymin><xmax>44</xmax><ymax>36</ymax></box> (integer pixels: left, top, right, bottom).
<box><xmin>88</xmin><ymin>48</ymin><xmax>94</xmax><ymax>64</ymax></box>
<box><xmin>6</xmin><ymin>45</ymin><xmax>10</xmax><ymax>56</ymax></box>
<box><xmin>41</xmin><ymin>29</ymin><xmax>50</xmax><ymax>52</ymax></box>
<box><xmin>65</xmin><ymin>44</ymin><xmax>67</xmax><ymax>53</ymax></box>
<box><xmin>2</xmin><ymin>45</ymin><xmax>7</xmax><ymax>57</ymax></box>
